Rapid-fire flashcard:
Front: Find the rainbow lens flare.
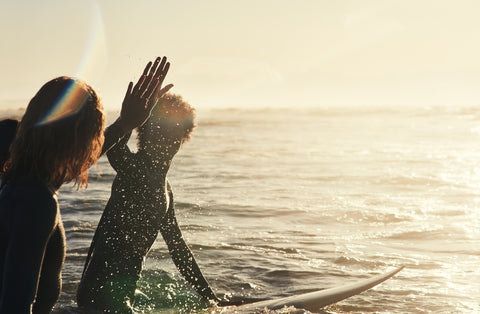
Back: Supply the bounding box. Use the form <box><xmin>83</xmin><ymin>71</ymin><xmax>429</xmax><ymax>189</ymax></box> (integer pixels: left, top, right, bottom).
<box><xmin>36</xmin><ymin>1</ymin><xmax>107</xmax><ymax>127</ymax></box>
<box><xmin>35</xmin><ymin>81</ymin><xmax>91</xmax><ymax>126</ymax></box>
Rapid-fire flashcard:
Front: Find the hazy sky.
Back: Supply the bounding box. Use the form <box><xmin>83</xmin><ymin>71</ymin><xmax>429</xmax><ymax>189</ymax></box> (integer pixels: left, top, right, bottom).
<box><xmin>1</xmin><ymin>0</ymin><xmax>480</xmax><ymax>110</ymax></box>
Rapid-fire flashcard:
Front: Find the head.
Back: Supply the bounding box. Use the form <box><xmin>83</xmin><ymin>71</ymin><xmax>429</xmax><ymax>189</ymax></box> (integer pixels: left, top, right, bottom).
<box><xmin>137</xmin><ymin>93</ymin><xmax>196</xmax><ymax>160</ymax></box>
<box><xmin>0</xmin><ymin>119</ymin><xmax>19</xmax><ymax>172</ymax></box>
<box><xmin>4</xmin><ymin>76</ymin><xmax>105</xmax><ymax>188</ymax></box>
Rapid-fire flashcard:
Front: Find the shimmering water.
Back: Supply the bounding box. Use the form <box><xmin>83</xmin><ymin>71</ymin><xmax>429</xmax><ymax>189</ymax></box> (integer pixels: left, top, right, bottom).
<box><xmin>52</xmin><ymin>106</ymin><xmax>479</xmax><ymax>313</ymax></box>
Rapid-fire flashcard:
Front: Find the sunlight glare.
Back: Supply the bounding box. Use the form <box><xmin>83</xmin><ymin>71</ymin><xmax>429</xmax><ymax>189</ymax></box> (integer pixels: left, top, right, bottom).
<box><xmin>75</xmin><ymin>1</ymin><xmax>108</xmax><ymax>84</ymax></box>
<box><xmin>36</xmin><ymin>1</ymin><xmax>107</xmax><ymax>126</ymax></box>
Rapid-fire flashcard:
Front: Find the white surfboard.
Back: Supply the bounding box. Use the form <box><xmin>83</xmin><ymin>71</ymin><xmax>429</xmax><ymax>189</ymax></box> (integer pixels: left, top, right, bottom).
<box><xmin>54</xmin><ymin>267</ymin><xmax>404</xmax><ymax>313</ymax></box>
<box><xmin>220</xmin><ymin>266</ymin><xmax>404</xmax><ymax>312</ymax></box>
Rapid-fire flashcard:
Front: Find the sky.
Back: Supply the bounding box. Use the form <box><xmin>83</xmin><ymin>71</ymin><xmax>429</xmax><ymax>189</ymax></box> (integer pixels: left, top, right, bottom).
<box><xmin>1</xmin><ymin>0</ymin><xmax>480</xmax><ymax>111</ymax></box>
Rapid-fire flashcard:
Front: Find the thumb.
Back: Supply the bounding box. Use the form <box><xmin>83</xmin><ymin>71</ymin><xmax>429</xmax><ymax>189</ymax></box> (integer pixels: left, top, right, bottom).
<box><xmin>158</xmin><ymin>84</ymin><xmax>174</xmax><ymax>97</ymax></box>
<box><xmin>148</xmin><ymin>84</ymin><xmax>174</xmax><ymax>111</ymax></box>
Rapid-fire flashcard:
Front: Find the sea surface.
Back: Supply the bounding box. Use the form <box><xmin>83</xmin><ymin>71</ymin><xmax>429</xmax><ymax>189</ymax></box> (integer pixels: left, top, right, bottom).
<box><xmin>44</xmin><ymin>105</ymin><xmax>480</xmax><ymax>313</ymax></box>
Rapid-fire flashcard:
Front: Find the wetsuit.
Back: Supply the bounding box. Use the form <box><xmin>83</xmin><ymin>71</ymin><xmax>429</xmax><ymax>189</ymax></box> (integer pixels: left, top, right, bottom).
<box><xmin>0</xmin><ymin>121</ymin><xmax>126</xmax><ymax>314</ymax></box>
<box><xmin>0</xmin><ymin>179</ymin><xmax>63</xmax><ymax>314</ymax></box>
<box><xmin>77</xmin><ymin>132</ymin><xmax>217</xmax><ymax>313</ymax></box>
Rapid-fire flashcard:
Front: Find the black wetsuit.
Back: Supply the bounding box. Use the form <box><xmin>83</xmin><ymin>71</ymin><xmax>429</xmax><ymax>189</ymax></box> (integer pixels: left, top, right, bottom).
<box><xmin>0</xmin><ymin>180</ymin><xmax>63</xmax><ymax>314</ymax></box>
<box><xmin>77</xmin><ymin>133</ymin><xmax>217</xmax><ymax>313</ymax></box>
<box><xmin>0</xmin><ymin>121</ymin><xmax>125</xmax><ymax>314</ymax></box>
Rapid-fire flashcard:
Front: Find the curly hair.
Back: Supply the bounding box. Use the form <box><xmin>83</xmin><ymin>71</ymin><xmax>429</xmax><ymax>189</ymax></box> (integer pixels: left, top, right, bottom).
<box><xmin>137</xmin><ymin>93</ymin><xmax>196</xmax><ymax>150</ymax></box>
<box><xmin>3</xmin><ymin>76</ymin><xmax>105</xmax><ymax>188</ymax></box>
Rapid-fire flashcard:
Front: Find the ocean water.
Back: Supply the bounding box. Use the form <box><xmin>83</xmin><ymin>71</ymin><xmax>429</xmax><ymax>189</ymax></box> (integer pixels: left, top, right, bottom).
<box><xmin>50</xmin><ymin>106</ymin><xmax>479</xmax><ymax>313</ymax></box>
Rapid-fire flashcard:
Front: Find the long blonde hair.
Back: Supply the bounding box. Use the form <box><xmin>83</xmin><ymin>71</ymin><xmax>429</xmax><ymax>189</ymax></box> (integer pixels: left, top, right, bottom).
<box><xmin>4</xmin><ymin>76</ymin><xmax>105</xmax><ymax>188</ymax></box>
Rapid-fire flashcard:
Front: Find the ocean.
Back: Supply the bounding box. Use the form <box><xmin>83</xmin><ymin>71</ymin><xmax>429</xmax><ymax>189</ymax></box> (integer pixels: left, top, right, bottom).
<box><xmin>46</xmin><ymin>105</ymin><xmax>479</xmax><ymax>313</ymax></box>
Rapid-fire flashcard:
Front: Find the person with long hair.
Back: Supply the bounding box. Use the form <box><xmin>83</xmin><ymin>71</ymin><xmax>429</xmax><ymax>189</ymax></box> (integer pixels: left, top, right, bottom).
<box><xmin>0</xmin><ymin>56</ymin><xmax>172</xmax><ymax>314</ymax></box>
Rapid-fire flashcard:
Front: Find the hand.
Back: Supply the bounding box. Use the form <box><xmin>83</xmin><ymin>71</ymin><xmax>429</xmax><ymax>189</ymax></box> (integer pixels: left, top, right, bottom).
<box><xmin>118</xmin><ymin>56</ymin><xmax>174</xmax><ymax>133</ymax></box>
<box><xmin>215</xmin><ymin>293</ymin><xmax>246</xmax><ymax>307</ymax></box>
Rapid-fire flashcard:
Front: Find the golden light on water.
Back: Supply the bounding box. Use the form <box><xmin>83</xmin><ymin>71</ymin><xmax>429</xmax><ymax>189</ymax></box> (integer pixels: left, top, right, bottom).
<box><xmin>1</xmin><ymin>2</ymin><xmax>479</xmax><ymax>312</ymax></box>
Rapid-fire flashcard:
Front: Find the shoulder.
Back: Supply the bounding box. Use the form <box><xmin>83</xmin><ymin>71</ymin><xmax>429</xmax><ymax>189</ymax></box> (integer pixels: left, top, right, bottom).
<box><xmin>16</xmin><ymin>179</ymin><xmax>56</xmax><ymax>201</ymax></box>
<box><xmin>107</xmin><ymin>145</ymin><xmax>138</xmax><ymax>172</ymax></box>
<box><xmin>12</xmin><ymin>179</ymin><xmax>58</xmax><ymax>222</ymax></box>
<box><xmin>0</xmin><ymin>179</ymin><xmax>58</xmax><ymax>243</ymax></box>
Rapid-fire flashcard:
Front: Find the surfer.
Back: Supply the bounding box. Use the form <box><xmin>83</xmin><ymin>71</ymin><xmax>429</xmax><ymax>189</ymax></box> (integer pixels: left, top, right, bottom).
<box><xmin>77</xmin><ymin>93</ymin><xmax>224</xmax><ymax>313</ymax></box>
<box><xmin>0</xmin><ymin>57</ymin><xmax>172</xmax><ymax>314</ymax></box>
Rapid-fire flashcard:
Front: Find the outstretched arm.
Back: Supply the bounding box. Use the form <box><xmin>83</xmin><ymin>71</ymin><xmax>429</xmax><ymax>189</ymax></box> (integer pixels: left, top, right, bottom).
<box><xmin>106</xmin><ymin>131</ymin><xmax>133</xmax><ymax>172</ymax></box>
<box><xmin>102</xmin><ymin>56</ymin><xmax>174</xmax><ymax>155</ymax></box>
<box><xmin>159</xmin><ymin>195</ymin><xmax>219</xmax><ymax>303</ymax></box>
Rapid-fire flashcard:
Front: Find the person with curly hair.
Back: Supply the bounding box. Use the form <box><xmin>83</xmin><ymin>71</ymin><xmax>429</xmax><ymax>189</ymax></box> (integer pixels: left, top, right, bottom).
<box><xmin>0</xmin><ymin>56</ymin><xmax>173</xmax><ymax>314</ymax></box>
<box><xmin>77</xmin><ymin>94</ymin><xmax>223</xmax><ymax>313</ymax></box>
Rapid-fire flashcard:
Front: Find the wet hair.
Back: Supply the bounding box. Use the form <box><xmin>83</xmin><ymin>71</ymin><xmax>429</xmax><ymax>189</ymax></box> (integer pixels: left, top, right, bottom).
<box><xmin>3</xmin><ymin>76</ymin><xmax>105</xmax><ymax>188</ymax></box>
<box><xmin>137</xmin><ymin>93</ymin><xmax>196</xmax><ymax>150</ymax></box>
<box><xmin>0</xmin><ymin>119</ymin><xmax>18</xmax><ymax>172</ymax></box>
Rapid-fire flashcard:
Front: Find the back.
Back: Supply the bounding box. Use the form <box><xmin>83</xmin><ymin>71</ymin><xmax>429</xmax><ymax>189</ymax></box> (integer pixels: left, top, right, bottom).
<box><xmin>0</xmin><ymin>179</ymin><xmax>61</xmax><ymax>313</ymax></box>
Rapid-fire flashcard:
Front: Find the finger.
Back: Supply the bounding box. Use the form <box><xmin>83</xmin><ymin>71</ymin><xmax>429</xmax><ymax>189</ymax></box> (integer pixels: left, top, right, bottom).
<box><xmin>156</xmin><ymin>84</ymin><xmax>174</xmax><ymax>98</ymax></box>
<box><xmin>144</xmin><ymin>77</ymin><xmax>160</xmax><ymax>100</ymax></box>
<box><xmin>157</xmin><ymin>62</ymin><xmax>170</xmax><ymax>86</ymax></box>
<box><xmin>135</xmin><ymin>60</ymin><xmax>154</xmax><ymax>93</ymax></box>
<box><xmin>142</xmin><ymin>61</ymin><xmax>152</xmax><ymax>76</ymax></box>
<box><xmin>154</xmin><ymin>57</ymin><xmax>167</xmax><ymax>78</ymax></box>
<box><xmin>148</xmin><ymin>59</ymin><xmax>169</xmax><ymax>99</ymax></box>
<box><xmin>152</xmin><ymin>58</ymin><xmax>168</xmax><ymax>85</ymax></box>
<box><xmin>151</xmin><ymin>82</ymin><xmax>173</xmax><ymax>103</ymax></box>
<box><xmin>146</xmin><ymin>57</ymin><xmax>161</xmax><ymax>82</ymax></box>
<box><xmin>124</xmin><ymin>81</ymin><xmax>133</xmax><ymax>98</ymax></box>
<box><xmin>132</xmin><ymin>75</ymin><xmax>146</xmax><ymax>96</ymax></box>
<box><xmin>145</xmin><ymin>83</ymin><xmax>162</xmax><ymax>112</ymax></box>
<box><xmin>150</xmin><ymin>57</ymin><xmax>161</xmax><ymax>74</ymax></box>
<box><xmin>141</xmin><ymin>58</ymin><xmax>161</xmax><ymax>97</ymax></box>
<box><xmin>148</xmin><ymin>84</ymin><xmax>173</xmax><ymax>111</ymax></box>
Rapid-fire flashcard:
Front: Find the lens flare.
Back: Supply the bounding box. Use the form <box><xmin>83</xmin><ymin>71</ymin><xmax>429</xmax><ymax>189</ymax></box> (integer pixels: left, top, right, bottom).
<box><xmin>36</xmin><ymin>80</ymin><xmax>91</xmax><ymax>126</ymax></box>
<box><xmin>36</xmin><ymin>1</ymin><xmax>107</xmax><ymax>127</ymax></box>
<box><xmin>75</xmin><ymin>1</ymin><xmax>108</xmax><ymax>81</ymax></box>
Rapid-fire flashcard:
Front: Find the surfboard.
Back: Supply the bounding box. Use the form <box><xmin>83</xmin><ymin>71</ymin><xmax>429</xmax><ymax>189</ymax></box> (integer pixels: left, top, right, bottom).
<box><xmin>219</xmin><ymin>266</ymin><xmax>404</xmax><ymax>312</ymax></box>
<box><xmin>53</xmin><ymin>266</ymin><xmax>404</xmax><ymax>313</ymax></box>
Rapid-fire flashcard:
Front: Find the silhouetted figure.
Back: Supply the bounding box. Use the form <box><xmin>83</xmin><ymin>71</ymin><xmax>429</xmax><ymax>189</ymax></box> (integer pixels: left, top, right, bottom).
<box><xmin>78</xmin><ymin>94</ymin><xmax>222</xmax><ymax>313</ymax></box>
<box><xmin>0</xmin><ymin>56</ymin><xmax>172</xmax><ymax>314</ymax></box>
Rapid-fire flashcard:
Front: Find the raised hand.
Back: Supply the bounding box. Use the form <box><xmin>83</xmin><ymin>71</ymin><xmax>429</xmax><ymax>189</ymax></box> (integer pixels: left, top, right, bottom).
<box><xmin>118</xmin><ymin>56</ymin><xmax>174</xmax><ymax>133</ymax></box>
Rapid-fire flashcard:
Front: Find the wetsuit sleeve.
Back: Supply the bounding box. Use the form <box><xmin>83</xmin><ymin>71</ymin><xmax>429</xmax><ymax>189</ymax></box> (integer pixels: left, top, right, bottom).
<box><xmin>32</xmin><ymin>222</ymin><xmax>65</xmax><ymax>314</ymax></box>
<box><xmin>101</xmin><ymin>119</ymin><xmax>127</xmax><ymax>156</ymax></box>
<box><xmin>106</xmin><ymin>131</ymin><xmax>134</xmax><ymax>172</ymax></box>
<box><xmin>159</xmin><ymin>191</ymin><xmax>219</xmax><ymax>302</ymax></box>
<box><xmin>0</xmin><ymin>191</ymin><xmax>58</xmax><ymax>314</ymax></box>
